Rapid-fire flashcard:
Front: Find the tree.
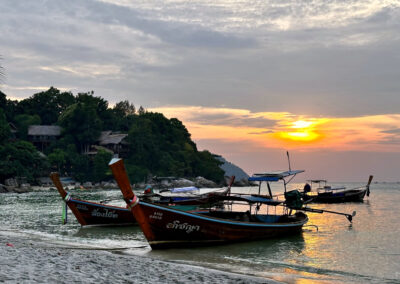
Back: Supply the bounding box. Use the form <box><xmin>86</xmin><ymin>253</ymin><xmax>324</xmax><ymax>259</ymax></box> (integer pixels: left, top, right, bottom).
<box><xmin>138</xmin><ymin>106</ymin><xmax>146</xmax><ymax>115</ymax></box>
<box><xmin>0</xmin><ymin>141</ymin><xmax>49</xmax><ymax>182</ymax></box>
<box><xmin>0</xmin><ymin>91</ymin><xmax>6</xmax><ymax>108</ymax></box>
<box><xmin>3</xmin><ymin>98</ymin><xmax>19</xmax><ymax>122</ymax></box>
<box><xmin>58</xmin><ymin>103</ymin><xmax>102</xmax><ymax>153</ymax></box>
<box><xmin>68</xmin><ymin>153</ymin><xmax>91</xmax><ymax>182</ymax></box>
<box><xmin>76</xmin><ymin>91</ymin><xmax>117</xmax><ymax>130</ymax></box>
<box><xmin>195</xmin><ymin>150</ymin><xmax>224</xmax><ymax>183</ymax></box>
<box><xmin>14</xmin><ymin>114</ymin><xmax>41</xmax><ymax>140</ymax></box>
<box><xmin>92</xmin><ymin>149</ymin><xmax>113</xmax><ymax>182</ymax></box>
<box><xmin>54</xmin><ymin>143</ymin><xmax>91</xmax><ymax>181</ymax></box>
<box><xmin>48</xmin><ymin>148</ymin><xmax>67</xmax><ymax>173</ymax></box>
<box><xmin>114</xmin><ymin>100</ymin><xmax>135</xmax><ymax>116</ymax></box>
<box><xmin>76</xmin><ymin>92</ymin><xmax>109</xmax><ymax>119</ymax></box>
<box><xmin>0</xmin><ymin>108</ymin><xmax>10</xmax><ymax>143</ymax></box>
<box><xmin>16</xmin><ymin>87</ymin><xmax>75</xmax><ymax>124</ymax></box>
<box><xmin>124</xmin><ymin>112</ymin><xmax>225</xmax><ymax>182</ymax></box>
<box><xmin>0</xmin><ymin>88</ymin><xmax>226</xmax><ymax>183</ymax></box>
<box><xmin>126</xmin><ymin>116</ymin><xmax>157</xmax><ymax>172</ymax></box>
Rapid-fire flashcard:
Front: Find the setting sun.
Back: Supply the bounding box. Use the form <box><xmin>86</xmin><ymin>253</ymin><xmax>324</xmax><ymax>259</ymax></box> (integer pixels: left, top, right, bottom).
<box><xmin>292</xmin><ymin>120</ymin><xmax>313</xmax><ymax>129</ymax></box>
<box><xmin>279</xmin><ymin>130</ymin><xmax>320</xmax><ymax>142</ymax></box>
<box><xmin>276</xmin><ymin>119</ymin><xmax>322</xmax><ymax>143</ymax></box>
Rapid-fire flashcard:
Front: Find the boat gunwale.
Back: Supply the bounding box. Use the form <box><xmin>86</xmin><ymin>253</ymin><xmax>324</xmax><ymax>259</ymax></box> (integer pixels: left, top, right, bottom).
<box><xmin>68</xmin><ymin>197</ymin><xmax>130</xmax><ymax>211</ymax></box>
<box><xmin>140</xmin><ymin>201</ymin><xmax>308</xmax><ymax>228</ymax></box>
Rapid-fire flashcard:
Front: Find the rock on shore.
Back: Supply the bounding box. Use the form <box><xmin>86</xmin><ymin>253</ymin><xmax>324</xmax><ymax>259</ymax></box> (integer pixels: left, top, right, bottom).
<box><xmin>0</xmin><ymin>174</ymin><xmax>223</xmax><ymax>194</ymax></box>
<box><xmin>0</xmin><ymin>180</ymin><xmax>32</xmax><ymax>193</ymax></box>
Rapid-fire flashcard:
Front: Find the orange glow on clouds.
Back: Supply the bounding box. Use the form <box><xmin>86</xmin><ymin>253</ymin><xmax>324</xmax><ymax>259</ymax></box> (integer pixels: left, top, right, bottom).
<box><xmin>149</xmin><ymin>106</ymin><xmax>400</xmax><ymax>152</ymax></box>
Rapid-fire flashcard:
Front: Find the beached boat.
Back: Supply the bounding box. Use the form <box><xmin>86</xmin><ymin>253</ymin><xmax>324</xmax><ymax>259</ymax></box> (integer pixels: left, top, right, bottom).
<box><xmin>302</xmin><ymin>176</ymin><xmax>373</xmax><ymax>203</ymax></box>
<box><xmin>109</xmin><ymin>158</ymin><xmax>309</xmax><ymax>249</ymax></box>
<box><xmin>50</xmin><ymin>173</ymin><xmax>232</xmax><ymax>226</ymax></box>
<box><xmin>50</xmin><ymin>173</ymin><xmax>136</xmax><ymax>226</ymax></box>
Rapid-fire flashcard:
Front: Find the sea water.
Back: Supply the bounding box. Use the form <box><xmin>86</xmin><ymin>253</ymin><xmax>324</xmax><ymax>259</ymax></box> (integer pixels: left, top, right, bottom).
<box><xmin>0</xmin><ymin>182</ymin><xmax>399</xmax><ymax>283</ymax></box>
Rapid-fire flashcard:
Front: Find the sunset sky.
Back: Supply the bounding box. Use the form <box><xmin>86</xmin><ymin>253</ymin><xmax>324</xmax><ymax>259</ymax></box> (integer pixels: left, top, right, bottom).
<box><xmin>1</xmin><ymin>1</ymin><xmax>400</xmax><ymax>181</ymax></box>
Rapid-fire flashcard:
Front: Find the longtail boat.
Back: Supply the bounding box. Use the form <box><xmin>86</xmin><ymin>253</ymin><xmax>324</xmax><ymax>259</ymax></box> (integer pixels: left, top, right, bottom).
<box><xmin>50</xmin><ymin>173</ymin><xmax>233</xmax><ymax>226</ymax></box>
<box><xmin>302</xmin><ymin>176</ymin><xmax>373</xmax><ymax>203</ymax></box>
<box><xmin>50</xmin><ymin>173</ymin><xmax>136</xmax><ymax>226</ymax></box>
<box><xmin>109</xmin><ymin>158</ymin><xmax>309</xmax><ymax>249</ymax></box>
<box><xmin>143</xmin><ymin>184</ymin><xmax>232</xmax><ymax>206</ymax></box>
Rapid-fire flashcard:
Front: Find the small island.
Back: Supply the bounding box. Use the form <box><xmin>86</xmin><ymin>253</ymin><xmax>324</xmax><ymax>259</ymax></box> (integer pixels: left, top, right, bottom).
<box><xmin>0</xmin><ymin>87</ymin><xmax>247</xmax><ymax>193</ymax></box>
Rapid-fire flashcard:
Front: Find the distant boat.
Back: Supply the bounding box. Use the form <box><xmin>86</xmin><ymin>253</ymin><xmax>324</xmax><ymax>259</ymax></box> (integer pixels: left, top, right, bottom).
<box><xmin>49</xmin><ymin>173</ymin><xmax>232</xmax><ymax>226</ymax></box>
<box><xmin>302</xmin><ymin>176</ymin><xmax>373</xmax><ymax>203</ymax></box>
<box><xmin>109</xmin><ymin>158</ymin><xmax>309</xmax><ymax>249</ymax></box>
<box><xmin>146</xmin><ymin>184</ymin><xmax>232</xmax><ymax>206</ymax></box>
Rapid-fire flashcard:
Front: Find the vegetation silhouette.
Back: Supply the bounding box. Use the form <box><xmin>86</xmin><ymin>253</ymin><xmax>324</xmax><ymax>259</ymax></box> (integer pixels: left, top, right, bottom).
<box><xmin>0</xmin><ymin>88</ymin><xmax>224</xmax><ymax>184</ymax></box>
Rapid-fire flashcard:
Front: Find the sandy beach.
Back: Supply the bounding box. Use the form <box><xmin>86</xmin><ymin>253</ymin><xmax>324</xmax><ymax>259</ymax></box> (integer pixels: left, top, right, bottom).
<box><xmin>0</xmin><ymin>232</ymin><xmax>276</xmax><ymax>284</ymax></box>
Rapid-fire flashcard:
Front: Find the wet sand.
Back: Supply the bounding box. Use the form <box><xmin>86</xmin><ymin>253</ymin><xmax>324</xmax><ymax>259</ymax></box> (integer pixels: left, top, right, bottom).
<box><xmin>0</xmin><ymin>233</ymin><xmax>277</xmax><ymax>283</ymax></box>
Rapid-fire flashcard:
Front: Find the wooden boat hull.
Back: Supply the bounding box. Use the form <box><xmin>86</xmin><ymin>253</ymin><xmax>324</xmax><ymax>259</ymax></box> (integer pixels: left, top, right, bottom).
<box><xmin>49</xmin><ymin>173</ymin><xmax>135</xmax><ymax>226</ymax></box>
<box><xmin>65</xmin><ymin>197</ymin><xmax>136</xmax><ymax>226</ymax></box>
<box><xmin>62</xmin><ymin>194</ymin><xmax>222</xmax><ymax>226</ymax></box>
<box><xmin>135</xmin><ymin>202</ymin><xmax>308</xmax><ymax>249</ymax></box>
<box><xmin>64</xmin><ymin>196</ymin><xmax>223</xmax><ymax>226</ymax></box>
<box><xmin>303</xmin><ymin>189</ymin><xmax>367</xmax><ymax>203</ymax></box>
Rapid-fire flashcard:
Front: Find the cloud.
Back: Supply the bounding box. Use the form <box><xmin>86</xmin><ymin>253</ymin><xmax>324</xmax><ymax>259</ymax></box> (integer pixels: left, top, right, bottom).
<box><xmin>195</xmin><ymin>138</ymin><xmax>400</xmax><ymax>182</ymax></box>
<box><xmin>381</xmin><ymin>128</ymin><xmax>400</xmax><ymax>134</ymax></box>
<box><xmin>2</xmin><ymin>0</ymin><xmax>400</xmax><ymax>180</ymax></box>
<box><xmin>248</xmin><ymin>130</ymin><xmax>275</xmax><ymax>135</ymax></box>
<box><xmin>1</xmin><ymin>0</ymin><xmax>400</xmax><ymax>115</ymax></box>
<box><xmin>379</xmin><ymin>128</ymin><xmax>400</xmax><ymax>145</ymax></box>
<box><xmin>150</xmin><ymin>106</ymin><xmax>290</xmax><ymax>128</ymax></box>
<box><xmin>185</xmin><ymin>112</ymin><xmax>278</xmax><ymax>128</ymax></box>
<box><xmin>151</xmin><ymin>106</ymin><xmax>400</xmax><ymax>154</ymax></box>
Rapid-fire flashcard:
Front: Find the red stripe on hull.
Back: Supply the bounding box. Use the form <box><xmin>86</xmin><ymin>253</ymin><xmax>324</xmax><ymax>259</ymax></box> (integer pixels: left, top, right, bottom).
<box><xmin>67</xmin><ymin>199</ymin><xmax>136</xmax><ymax>226</ymax></box>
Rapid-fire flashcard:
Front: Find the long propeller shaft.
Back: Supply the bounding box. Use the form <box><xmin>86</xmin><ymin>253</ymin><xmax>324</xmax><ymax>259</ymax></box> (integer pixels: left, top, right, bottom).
<box><xmin>299</xmin><ymin>207</ymin><xmax>356</xmax><ymax>223</ymax></box>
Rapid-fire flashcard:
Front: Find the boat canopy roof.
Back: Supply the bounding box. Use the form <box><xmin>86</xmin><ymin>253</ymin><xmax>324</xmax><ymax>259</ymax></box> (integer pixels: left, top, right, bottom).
<box><xmin>249</xmin><ymin>170</ymin><xmax>304</xmax><ymax>182</ymax></box>
<box><xmin>170</xmin><ymin>186</ymin><xmax>199</xmax><ymax>193</ymax></box>
<box><xmin>221</xmin><ymin>194</ymin><xmax>283</xmax><ymax>206</ymax></box>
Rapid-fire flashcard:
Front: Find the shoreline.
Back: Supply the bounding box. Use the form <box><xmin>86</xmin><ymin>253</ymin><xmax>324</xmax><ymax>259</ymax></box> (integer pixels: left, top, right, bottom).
<box><xmin>1</xmin><ymin>174</ymin><xmax>251</xmax><ymax>194</ymax></box>
<box><xmin>0</xmin><ymin>231</ymin><xmax>278</xmax><ymax>283</ymax></box>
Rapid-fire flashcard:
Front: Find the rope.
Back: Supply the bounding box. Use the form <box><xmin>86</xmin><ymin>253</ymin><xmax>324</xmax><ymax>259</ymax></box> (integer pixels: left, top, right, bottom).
<box><xmin>62</xmin><ymin>200</ymin><xmax>68</xmax><ymax>224</ymax></box>
<box><xmin>127</xmin><ymin>195</ymin><xmax>139</xmax><ymax>209</ymax></box>
<box><xmin>62</xmin><ymin>193</ymin><xmax>71</xmax><ymax>224</ymax></box>
<box><xmin>64</xmin><ymin>192</ymin><xmax>71</xmax><ymax>202</ymax></box>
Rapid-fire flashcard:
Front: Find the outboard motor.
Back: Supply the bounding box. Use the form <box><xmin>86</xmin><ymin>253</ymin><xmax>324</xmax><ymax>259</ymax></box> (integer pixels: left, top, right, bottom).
<box><xmin>284</xmin><ymin>190</ymin><xmax>304</xmax><ymax>209</ymax></box>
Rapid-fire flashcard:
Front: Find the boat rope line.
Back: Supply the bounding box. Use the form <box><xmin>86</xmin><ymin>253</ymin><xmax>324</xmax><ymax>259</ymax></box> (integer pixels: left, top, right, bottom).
<box><xmin>61</xmin><ymin>194</ymin><xmax>70</xmax><ymax>225</ymax></box>
<box><xmin>64</xmin><ymin>192</ymin><xmax>71</xmax><ymax>202</ymax></box>
<box><xmin>127</xmin><ymin>195</ymin><xmax>139</xmax><ymax>209</ymax></box>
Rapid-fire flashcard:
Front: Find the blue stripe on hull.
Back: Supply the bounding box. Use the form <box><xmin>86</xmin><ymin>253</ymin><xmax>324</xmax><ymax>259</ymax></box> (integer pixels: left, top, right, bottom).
<box><xmin>71</xmin><ymin>198</ymin><xmax>130</xmax><ymax>212</ymax></box>
<box><xmin>140</xmin><ymin>202</ymin><xmax>307</xmax><ymax>228</ymax></box>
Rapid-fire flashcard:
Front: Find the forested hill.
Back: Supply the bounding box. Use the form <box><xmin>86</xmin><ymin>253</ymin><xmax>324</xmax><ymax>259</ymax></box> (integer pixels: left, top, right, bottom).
<box><xmin>0</xmin><ymin>87</ymin><xmax>224</xmax><ymax>184</ymax></box>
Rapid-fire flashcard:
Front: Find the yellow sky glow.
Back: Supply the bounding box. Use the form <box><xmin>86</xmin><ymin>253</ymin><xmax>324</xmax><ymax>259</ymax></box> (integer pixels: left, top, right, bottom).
<box><xmin>292</xmin><ymin>120</ymin><xmax>314</xmax><ymax>128</ymax></box>
<box><xmin>150</xmin><ymin>106</ymin><xmax>400</xmax><ymax>152</ymax></box>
